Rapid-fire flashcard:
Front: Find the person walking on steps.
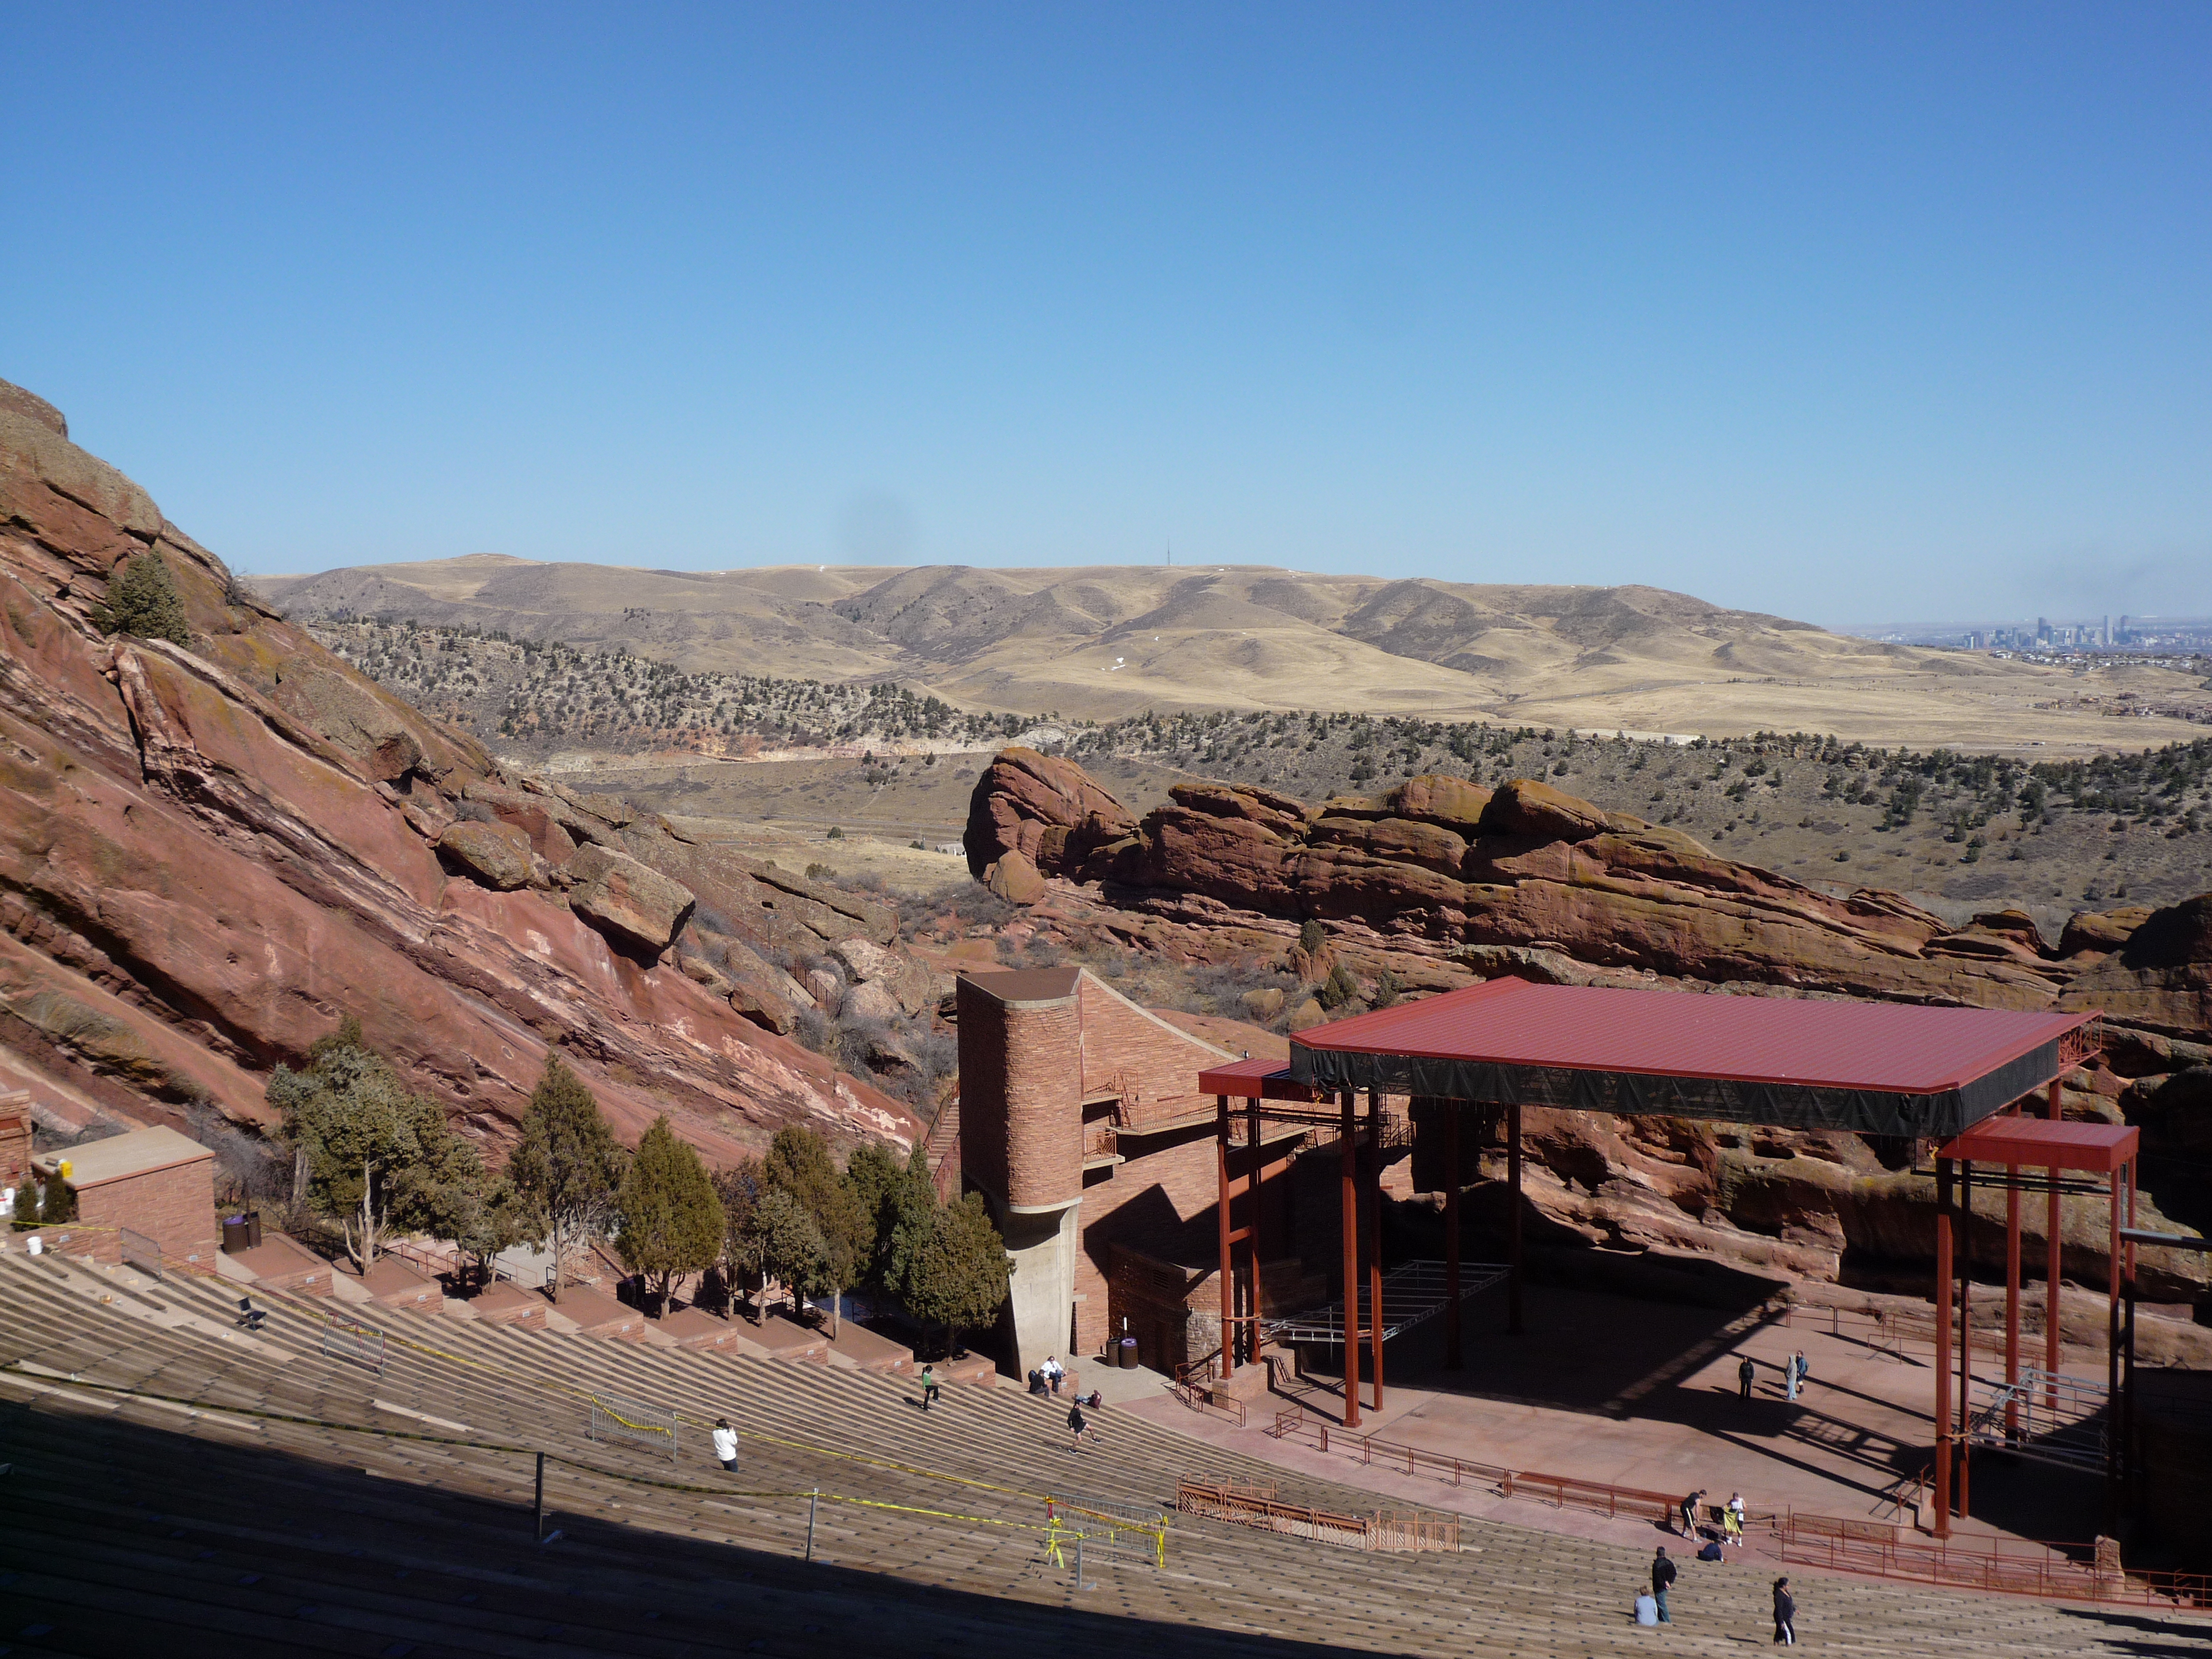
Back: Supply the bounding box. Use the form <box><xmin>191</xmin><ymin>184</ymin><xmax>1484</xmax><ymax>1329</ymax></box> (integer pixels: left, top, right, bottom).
<box><xmin>1067</xmin><ymin>1399</ymin><xmax>1094</xmax><ymax>1452</ymax></box>
<box><xmin>712</xmin><ymin>1418</ymin><xmax>739</xmax><ymax>1473</ymax></box>
<box><xmin>1772</xmin><ymin>1576</ymin><xmax>1797</xmax><ymax>1644</ymax></box>
<box><xmin>920</xmin><ymin>1363</ymin><xmax>941</xmax><ymax>1412</ymax></box>
<box><xmin>1738</xmin><ymin>1353</ymin><xmax>1756</xmax><ymax>1400</ymax></box>
<box><xmin>1651</xmin><ymin>1546</ymin><xmax>1676</xmax><ymax>1623</ymax></box>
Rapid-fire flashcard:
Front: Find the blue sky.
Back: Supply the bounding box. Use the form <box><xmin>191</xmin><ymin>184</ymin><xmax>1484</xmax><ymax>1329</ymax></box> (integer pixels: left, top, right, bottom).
<box><xmin>6</xmin><ymin>4</ymin><xmax>2207</xmax><ymax>623</ymax></box>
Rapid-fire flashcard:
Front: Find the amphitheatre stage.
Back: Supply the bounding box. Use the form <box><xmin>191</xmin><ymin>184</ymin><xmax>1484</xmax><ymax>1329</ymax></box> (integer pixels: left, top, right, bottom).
<box><xmin>1198</xmin><ymin>977</ymin><xmax>2138</xmax><ymax>1549</ymax></box>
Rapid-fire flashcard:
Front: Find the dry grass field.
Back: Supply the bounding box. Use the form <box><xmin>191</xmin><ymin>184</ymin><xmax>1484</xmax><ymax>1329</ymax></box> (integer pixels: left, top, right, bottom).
<box><xmin>260</xmin><ymin>555</ymin><xmax>2212</xmax><ymax>752</ymax></box>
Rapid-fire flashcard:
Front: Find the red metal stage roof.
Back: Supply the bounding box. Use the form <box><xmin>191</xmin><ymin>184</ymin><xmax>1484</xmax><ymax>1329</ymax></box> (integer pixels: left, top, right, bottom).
<box><xmin>1939</xmin><ymin>1115</ymin><xmax>2139</xmax><ymax>1174</ymax></box>
<box><xmin>1295</xmin><ymin>978</ymin><xmax>2087</xmax><ymax>1095</ymax></box>
<box><xmin>1263</xmin><ymin>977</ymin><xmax>2096</xmax><ymax>1137</ymax></box>
<box><xmin>1196</xmin><ymin>1056</ymin><xmax>1318</xmax><ymax>1100</ymax></box>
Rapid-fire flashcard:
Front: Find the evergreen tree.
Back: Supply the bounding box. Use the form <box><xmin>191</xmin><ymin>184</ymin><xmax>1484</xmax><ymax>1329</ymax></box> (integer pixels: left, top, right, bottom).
<box><xmin>506</xmin><ymin>1053</ymin><xmax>627</xmax><ymax>1302</ymax></box>
<box><xmin>615</xmin><ymin>1116</ymin><xmax>726</xmax><ymax>1315</ymax></box>
<box><xmin>89</xmin><ymin>552</ymin><xmax>192</xmax><ymax>646</ymax></box>
<box><xmin>763</xmin><ymin>1124</ymin><xmax>870</xmax><ymax>1328</ymax></box>
<box><xmin>843</xmin><ymin>1139</ymin><xmax>934</xmax><ymax>1292</ymax></box>
<box><xmin>744</xmin><ymin>1187</ymin><xmax>832</xmax><ymax>1315</ymax></box>
<box><xmin>265</xmin><ymin>1016</ymin><xmax>483</xmax><ymax>1272</ymax></box>
<box><xmin>38</xmin><ymin>1173</ymin><xmax>78</xmax><ymax>1226</ymax></box>
<box><xmin>712</xmin><ymin>1155</ymin><xmax>767</xmax><ymax>1317</ymax></box>
<box><xmin>447</xmin><ymin>1177</ymin><xmax>532</xmax><ymax>1288</ymax></box>
<box><xmin>900</xmin><ymin>1193</ymin><xmax>1010</xmax><ymax>1356</ymax></box>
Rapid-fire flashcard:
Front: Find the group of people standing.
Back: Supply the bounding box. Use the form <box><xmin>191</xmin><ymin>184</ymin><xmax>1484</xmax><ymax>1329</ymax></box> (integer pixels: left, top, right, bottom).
<box><xmin>1677</xmin><ymin>1487</ymin><xmax>1749</xmax><ymax>1554</ymax></box>
<box><xmin>1642</xmin><ymin>1546</ymin><xmax>1795</xmax><ymax>1643</ymax></box>
<box><xmin>1736</xmin><ymin>1349</ymin><xmax>1812</xmax><ymax>1402</ymax></box>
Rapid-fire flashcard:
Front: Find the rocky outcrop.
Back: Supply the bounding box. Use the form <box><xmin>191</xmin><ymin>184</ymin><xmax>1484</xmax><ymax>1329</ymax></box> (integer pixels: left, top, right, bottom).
<box><xmin>965</xmin><ymin>752</ymin><xmax>2148</xmax><ymax>1012</ymax></box>
<box><xmin>964</xmin><ymin>747</ymin><xmax>1138</xmax><ymax>881</ymax></box>
<box><xmin>0</xmin><ymin>379</ymin><xmax>921</xmax><ymax>1164</ymax></box>
<box><xmin>565</xmin><ymin>844</ymin><xmax>695</xmax><ymax>954</ymax></box>
<box><xmin>966</xmin><ymin>748</ymin><xmax>2212</xmax><ymax>1305</ymax></box>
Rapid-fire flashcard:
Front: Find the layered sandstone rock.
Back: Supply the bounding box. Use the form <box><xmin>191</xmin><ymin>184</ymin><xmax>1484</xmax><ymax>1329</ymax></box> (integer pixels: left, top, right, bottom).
<box><xmin>0</xmin><ymin>379</ymin><xmax>921</xmax><ymax>1163</ymax></box>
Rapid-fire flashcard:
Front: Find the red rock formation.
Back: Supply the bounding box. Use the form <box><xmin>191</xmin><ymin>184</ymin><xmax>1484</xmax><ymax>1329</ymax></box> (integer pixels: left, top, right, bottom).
<box><xmin>964</xmin><ymin>748</ymin><xmax>2212</xmax><ymax>1305</ymax></box>
<box><xmin>0</xmin><ymin>382</ymin><xmax>919</xmax><ymax>1162</ymax></box>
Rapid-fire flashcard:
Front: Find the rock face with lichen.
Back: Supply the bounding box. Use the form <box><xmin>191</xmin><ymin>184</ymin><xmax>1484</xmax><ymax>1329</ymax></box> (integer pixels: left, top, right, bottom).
<box><xmin>965</xmin><ymin>748</ymin><xmax>2212</xmax><ymax>1314</ymax></box>
<box><xmin>0</xmin><ymin>377</ymin><xmax>924</xmax><ymax>1164</ymax></box>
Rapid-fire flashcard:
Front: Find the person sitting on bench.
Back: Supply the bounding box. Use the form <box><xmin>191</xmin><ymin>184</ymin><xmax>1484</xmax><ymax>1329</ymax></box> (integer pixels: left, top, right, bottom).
<box><xmin>236</xmin><ymin>1297</ymin><xmax>266</xmax><ymax>1331</ymax></box>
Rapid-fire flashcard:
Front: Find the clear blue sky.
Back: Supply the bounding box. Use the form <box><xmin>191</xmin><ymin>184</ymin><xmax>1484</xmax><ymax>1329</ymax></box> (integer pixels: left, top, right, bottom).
<box><xmin>7</xmin><ymin>4</ymin><xmax>2207</xmax><ymax>624</ymax></box>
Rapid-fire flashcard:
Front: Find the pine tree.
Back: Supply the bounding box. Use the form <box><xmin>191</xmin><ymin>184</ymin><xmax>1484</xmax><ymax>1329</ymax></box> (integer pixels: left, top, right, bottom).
<box><xmin>900</xmin><ymin>1193</ymin><xmax>1009</xmax><ymax>1356</ymax></box>
<box><xmin>614</xmin><ymin>1116</ymin><xmax>725</xmax><ymax>1315</ymax></box>
<box><xmin>89</xmin><ymin>552</ymin><xmax>192</xmax><ymax>646</ymax></box>
<box><xmin>506</xmin><ymin>1054</ymin><xmax>627</xmax><ymax>1302</ymax></box>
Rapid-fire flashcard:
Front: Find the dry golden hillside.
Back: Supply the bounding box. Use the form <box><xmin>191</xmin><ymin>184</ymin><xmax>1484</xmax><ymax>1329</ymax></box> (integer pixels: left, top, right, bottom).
<box><xmin>260</xmin><ymin>557</ymin><xmax>2212</xmax><ymax>752</ymax></box>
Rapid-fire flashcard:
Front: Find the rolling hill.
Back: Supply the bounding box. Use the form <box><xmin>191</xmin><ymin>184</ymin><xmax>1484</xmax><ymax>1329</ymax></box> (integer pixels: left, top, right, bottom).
<box><xmin>258</xmin><ymin>556</ymin><xmax>2212</xmax><ymax>751</ymax></box>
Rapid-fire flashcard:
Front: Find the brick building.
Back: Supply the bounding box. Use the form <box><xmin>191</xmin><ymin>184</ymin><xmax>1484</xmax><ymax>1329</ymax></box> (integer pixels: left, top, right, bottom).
<box><xmin>34</xmin><ymin>1124</ymin><xmax>219</xmax><ymax>1268</ymax></box>
<box><xmin>957</xmin><ymin>968</ymin><xmax>1324</xmax><ymax>1378</ymax></box>
<box><xmin>0</xmin><ymin>1090</ymin><xmax>30</xmax><ymax>1206</ymax></box>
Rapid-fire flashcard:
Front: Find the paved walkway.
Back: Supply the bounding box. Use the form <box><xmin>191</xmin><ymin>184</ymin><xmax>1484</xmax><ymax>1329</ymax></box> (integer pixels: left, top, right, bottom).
<box><xmin>1122</xmin><ymin>1278</ymin><xmax>2114</xmax><ymax>1554</ymax></box>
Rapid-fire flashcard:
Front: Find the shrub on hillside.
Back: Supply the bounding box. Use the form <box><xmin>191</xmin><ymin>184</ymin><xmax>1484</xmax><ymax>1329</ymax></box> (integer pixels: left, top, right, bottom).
<box><xmin>90</xmin><ymin>553</ymin><xmax>192</xmax><ymax>646</ymax></box>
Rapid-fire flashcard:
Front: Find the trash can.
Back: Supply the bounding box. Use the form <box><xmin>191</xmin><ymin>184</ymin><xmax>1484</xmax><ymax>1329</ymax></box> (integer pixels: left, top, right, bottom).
<box><xmin>245</xmin><ymin>1211</ymin><xmax>263</xmax><ymax>1248</ymax></box>
<box><xmin>1117</xmin><ymin>1336</ymin><xmax>1139</xmax><ymax>1369</ymax></box>
<box><xmin>221</xmin><ymin>1216</ymin><xmax>252</xmax><ymax>1255</ymax></box>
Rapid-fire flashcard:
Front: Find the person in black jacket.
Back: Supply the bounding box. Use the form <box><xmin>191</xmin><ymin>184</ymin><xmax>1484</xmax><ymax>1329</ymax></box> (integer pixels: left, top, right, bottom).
<box><xmin>1738</xmin><ymin>1353</ymin><xmax>1756</xmax><ymax>1400</ymax></box>
<box><xmin>1772</xmin><ymin>1576</ymin><xmax>1796</xmax><ymax>1644</ymax></box>
<box><xmin>1651</xmin><ymin>1546</ymin><xmax>1677</xmax><ymax>1623</ymax></box>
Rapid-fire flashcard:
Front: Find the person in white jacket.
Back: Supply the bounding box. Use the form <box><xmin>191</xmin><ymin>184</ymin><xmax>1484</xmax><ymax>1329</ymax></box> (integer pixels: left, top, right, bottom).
<box><xmin>712</xmin><ymin>1417</ymin><xmax>739</xmax><ymax>1472</ymax></box>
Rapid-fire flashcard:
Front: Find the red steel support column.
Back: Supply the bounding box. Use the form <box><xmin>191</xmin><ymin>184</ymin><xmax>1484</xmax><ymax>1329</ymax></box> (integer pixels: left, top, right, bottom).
<box><xmin>2123</xmin><ymin>1161</ymin><xmax>2138</xmax><ymax>1503</ymax></box>
<box><xmin>1958</xmin><ymin>1158</ymin><xmax>1973</xmax><ymax>1518</ymax></box>
<box><xmin>1216</xmin><ymin>1094</ymin><xmax>1234</xmax><ymax>1381</ymax></box>
<box><xmin>1340</xmin><ymin>1088</ymin><xmax>1361</xmax><ymax>1427</ymax></box>
<box><xmin>1934</xmin><ymin>1155</ymin><xmax>1955</xmax><ymax>1538</ymax></box>
<box><xmin>1247</xmin><ymin>1093</ymin><xmax>1263</xmax><ymax>1371</ymax></box>
<box><xmin>1444</xmin><ymin>1100</ymin><xmax>1463</xmax><ymax>1371</ymax></box>
<box><xmin>2006</xmin><ymin>1147</ymin><xmax>2022</xmax><ymax>1441</ymax></box>
<box><xmin>2107</xmin><ymin>1166</ymin><xmax>2123</xmax><ymax>1505</ymax></box>
<box><xmin>2046</xmin><ymin>1079</ymin><xmax>2063</xmax><ymax>1407</ymax></box>
<box><xmin>1507</xmin><ymin>1101</ymin><xmax>1525</xmax><ymax>1336</ymax></box>
<box><xmin>1367</xmin><ymin>1089</ymin><xmax>1385</xmax><ymax>1412</ymax></box>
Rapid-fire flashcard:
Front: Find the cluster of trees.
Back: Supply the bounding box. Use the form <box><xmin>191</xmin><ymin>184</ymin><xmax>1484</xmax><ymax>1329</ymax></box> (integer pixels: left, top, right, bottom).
<box><xmin>7</xmin><ymin>1171</ymin><xmax>77</xmax><ymax>1229</ymax></box>
<box><xmin>267</xmin><ymin>1020</ymin><xmax>527</xmax><ymax>1276</ymax></box>
<box><xmin>269</xmin><ymin>1020</ymin><xmax>1009</xmax><ymax>1352</ymax></box>
<box><xmin>715</xmin><ymin>1126</ymin><xmax>1010</xmax><ymax>1353</ymax></box>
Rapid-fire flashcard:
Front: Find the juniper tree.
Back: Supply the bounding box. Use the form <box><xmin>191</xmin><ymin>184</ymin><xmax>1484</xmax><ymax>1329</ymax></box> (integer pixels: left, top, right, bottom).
<box><xmin>614</xmin><ymin>1116</ymin><xmax>725</xmax><ymax>1316</ymax></box>
<box><xmin>743</xmin><ymin>1187</ymin><xmax>832</xmax><ymax>1318</ymax></box>
<box><xmin>899</xmin><ymin>1192</ymin><xmax>1010</xmax><ymax>1357</ymax></box>
<box><xmin>266</xmin><ymin>1017</ymin><xmax>484</xmax><ymax>1272</ymax></box>
<box><xmin>90</xmin><ymin>552</ymin><xmax>192</xmax><ymax>646</ymax></box>
<box><xmin>763</xmin><ymin>1124</ymin><xmax>870</xmax><ymax>1331</ymax></box>
<box><xmin>506</xmin><ymin>1054</ymin><xmax>626</xmax><ymax>1302</ymax></box>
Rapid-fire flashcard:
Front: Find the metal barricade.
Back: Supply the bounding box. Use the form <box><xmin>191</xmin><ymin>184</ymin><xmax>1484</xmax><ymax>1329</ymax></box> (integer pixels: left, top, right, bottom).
<box><xmin>1044</xmin><ymin>1492</ymin><xmax>1168</xmax><ymax>1571</ymax></box>
<box><xmin>588</xmin><ymin>1393</ymin><xmax>678</xmax><ymax>1465</ymax></box>
<box><xmin>321</xmin><ymin>1312</ymin><xmax>387</xmax><ymax>1376</ymax></box>
<box><xmin>120</xmin><ymin>1226</ymin><xmax>163</xmax><ymax>1281</ymax></box>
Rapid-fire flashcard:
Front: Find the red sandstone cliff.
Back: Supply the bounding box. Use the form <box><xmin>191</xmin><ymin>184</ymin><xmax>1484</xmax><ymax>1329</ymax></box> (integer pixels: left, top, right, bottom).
<box><xmin>0</xmin><ymin>381</ymin><xmax>919</xmax><ymax>1162</ymax></box>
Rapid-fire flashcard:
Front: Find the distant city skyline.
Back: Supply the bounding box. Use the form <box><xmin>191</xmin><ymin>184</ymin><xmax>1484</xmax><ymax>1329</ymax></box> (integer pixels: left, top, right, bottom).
<box><xmin>6</xmin><ymin>5</ymin><xmax>2208</xmax><ymax>624</ymax></box>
